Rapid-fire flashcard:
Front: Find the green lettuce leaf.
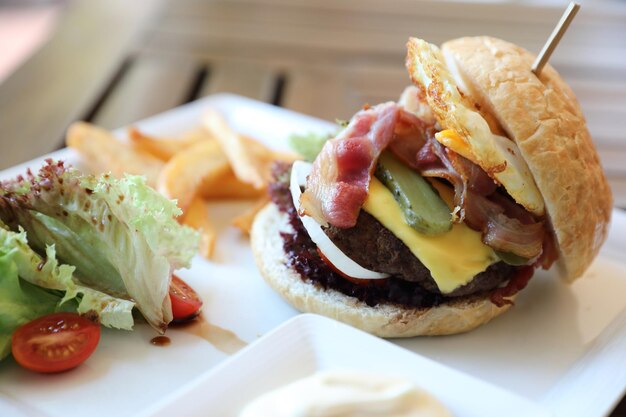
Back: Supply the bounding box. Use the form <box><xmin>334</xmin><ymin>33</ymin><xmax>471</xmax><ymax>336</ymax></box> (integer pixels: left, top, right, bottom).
<box><xmin>0</xmin><ymin>225</ymin><xmax>135</xmax><ymax>329</ymax></box>
<box><xmin>0</xmin><ymin>223</ymin><xmax>136</xmax><ymax>359</ymax></box>
<box><xmin>0</xmin><ymin>251</ymin><xmax>62</xmax><ymax>360</ymax></box>
<box><xmin>0</xmin><ymin>161</ymin><xmax>199</xmax><ymax>332</ymax></box>
<box><xmin>288</xmin><ymin>122</ymin><xmax>347</xmax><ymax>162</ymax></box>
<box><xmin>0</xmin><ymin>223</ymin><xmax>77</xmax><ymax>359</ymax></box>
<box><xmin>289</xmin><ymin>132</ymin><xmax>333</xmax><ymax>162</ymax></box>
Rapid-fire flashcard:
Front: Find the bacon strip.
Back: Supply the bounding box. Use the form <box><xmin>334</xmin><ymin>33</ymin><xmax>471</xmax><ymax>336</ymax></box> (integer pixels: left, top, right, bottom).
<box><xmin>415</xmin><ymin>135</ymin><xmax>467</xmax><ymax>214</ymax></box>
<box><xmin>299</xmin><ymin>102</ymin><xmax>400</xmax><ymax>228</ymax></box>
<box><xmin>490</xmin><ymin>265</ymin><xmax>534</xmax><ymax>307</ymax></box>
<box><xmin>465</xmin><ymin>194</ymin><xmax>544</xmax><ymax>259</ymax></box>
<box><xmin>535</xmin><ymin>230</ymin><xmax>559</xmax><ymax>270</ymax></box>
<box><xmin>387</xmin><ymin>109</ymin><xmax>430</xmax><ymax>169</ymax></box>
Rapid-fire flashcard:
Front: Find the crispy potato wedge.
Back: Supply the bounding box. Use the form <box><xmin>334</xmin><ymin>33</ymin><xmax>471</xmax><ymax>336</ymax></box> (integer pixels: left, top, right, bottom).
<box><xmin>182</xmin><ymin>196</ymin><xmax>216</xmax><ymax>259</ymax></box>
<box><xmin>158</xmin><ymin>140</ymin><xmax>230</xmax><ymax>213</ymax></box>
<box><xmin>128</xmin><ymin>127</ymin><xmax>213</xmax><ymax>161</ymax></box>
<box><xmin>203</xmin><ymin>110</ymin><xmax>269</xmax><ymax>190</ymax></box>
<box><xmin>66</xmin><ymin>122</ymin><xmax>164</xmax><ymax>187</ymax></box>
<box><xmin>232</xmin><ymin>196</ymin><xmax>270</xmax><ymax>235</ymax></box>
<box><xmin>199</xmin><ymin>168</ymin><xmax>265</xmax><ymax>199</ymax></box>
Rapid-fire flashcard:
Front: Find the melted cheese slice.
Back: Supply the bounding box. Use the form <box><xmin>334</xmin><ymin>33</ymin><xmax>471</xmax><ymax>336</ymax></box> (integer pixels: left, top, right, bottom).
<box><xmin>363</xmin><ymin>178</ymin><xmax>498</xmax><ymax>293</ymax></box>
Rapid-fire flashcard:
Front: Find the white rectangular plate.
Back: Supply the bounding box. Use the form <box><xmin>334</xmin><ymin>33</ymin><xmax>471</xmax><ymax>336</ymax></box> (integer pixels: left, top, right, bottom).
<box><xmin>137</xmin><ymin>314</ymin><xmax>552</xmax><ymax>417</ymax></box>
<box><xmin>0</xmin><ymin>94</ymin><xmax>625</xmax><ymax>417</ymax></box>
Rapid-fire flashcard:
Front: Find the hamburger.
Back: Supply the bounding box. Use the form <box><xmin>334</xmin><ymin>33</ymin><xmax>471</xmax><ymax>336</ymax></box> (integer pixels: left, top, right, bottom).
<box><xmin>251</xmin><ymin>36</ymin><xmax>612</xmax><ymax>337</ymax></box>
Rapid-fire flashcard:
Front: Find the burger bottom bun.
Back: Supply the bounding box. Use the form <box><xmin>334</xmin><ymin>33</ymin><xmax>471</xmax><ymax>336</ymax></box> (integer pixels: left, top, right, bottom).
<box><xmin>251</xmin><ymin>203</ymin><xmax>513</xmax><ymax>337</ymax></box>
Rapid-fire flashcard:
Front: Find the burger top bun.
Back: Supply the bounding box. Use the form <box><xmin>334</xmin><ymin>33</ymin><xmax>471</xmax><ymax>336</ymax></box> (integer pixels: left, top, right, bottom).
<box><xmin>251</xmin><ymin>203</ymin><xmax>513</xmax><ymax>337</ymax></box>
<box><xmin>442</xmin><ymin>36</ymin><xmax>612</xmax><ymax>282</ymax></box>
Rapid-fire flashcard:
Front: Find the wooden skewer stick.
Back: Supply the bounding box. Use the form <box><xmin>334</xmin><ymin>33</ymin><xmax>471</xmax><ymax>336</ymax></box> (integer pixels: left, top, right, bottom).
<box><xmin>532</xmin><ymin>2</ymin><xmax>581</xmax><ymax>75</ymax></box>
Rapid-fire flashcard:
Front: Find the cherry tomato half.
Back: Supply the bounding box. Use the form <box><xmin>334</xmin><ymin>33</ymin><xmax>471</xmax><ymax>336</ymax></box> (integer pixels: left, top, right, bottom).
<box><xmin>169</xmin><ymin>275</ymin><xmax>203</xmax><ymax>321</ymax></box>
<box><xmin>11</xmin><ymin>312</ymin><xmax>101</xmax><ymax>373</ymax></box>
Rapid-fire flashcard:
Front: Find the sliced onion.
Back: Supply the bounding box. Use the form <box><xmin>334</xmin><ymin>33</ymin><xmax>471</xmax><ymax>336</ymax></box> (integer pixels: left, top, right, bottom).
<box><xmin>290</xmin><ymin>161</ymin><xmax>389</xmax><ymax>280</ymax></box>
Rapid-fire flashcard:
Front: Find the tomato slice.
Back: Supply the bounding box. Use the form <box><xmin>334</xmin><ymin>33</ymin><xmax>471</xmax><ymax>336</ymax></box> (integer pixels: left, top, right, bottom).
<box><xmin>169</xmin><ymin>275</ymin><xmax>203</xmax><ymax>321</ymax></box>
<box><xmin>11</xmin><ymin>313</ymin><xmax>100</xmax><ymax>373</ymax></box>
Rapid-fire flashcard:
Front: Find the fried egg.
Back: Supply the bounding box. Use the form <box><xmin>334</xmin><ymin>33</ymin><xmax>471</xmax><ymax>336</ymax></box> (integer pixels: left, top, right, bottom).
<box><xmin>406</xmin><ymin>37</ymin><xmax>545</xmax><ymax>216</ymax></box>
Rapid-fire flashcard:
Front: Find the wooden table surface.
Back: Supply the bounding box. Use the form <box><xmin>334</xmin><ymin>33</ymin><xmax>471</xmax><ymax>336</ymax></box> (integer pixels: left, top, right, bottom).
<box><xmin>0</xmin><ymin>0</ymin><xmax>625</xmax><ymax>415</ymax></box>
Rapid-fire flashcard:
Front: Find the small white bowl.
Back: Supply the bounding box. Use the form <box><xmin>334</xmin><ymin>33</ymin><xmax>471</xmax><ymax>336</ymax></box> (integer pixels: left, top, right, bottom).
<box><xmin>138</xmin><ymin>314</ymin><xmax>551</xmax><ymax>417</ymax></box>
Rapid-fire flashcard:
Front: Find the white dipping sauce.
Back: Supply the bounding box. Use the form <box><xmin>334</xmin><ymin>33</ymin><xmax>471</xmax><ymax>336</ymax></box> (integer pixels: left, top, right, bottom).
<box><xmin>238</xmin><ymin>371</ymin><xmax>452</xmax><ymax>417</ymax></box>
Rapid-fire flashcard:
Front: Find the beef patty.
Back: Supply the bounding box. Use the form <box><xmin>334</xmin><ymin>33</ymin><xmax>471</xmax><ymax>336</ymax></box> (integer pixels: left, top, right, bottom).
<box><xmin>269</xmin><ymin>162</ymin><xmax>518</xmax><ymax>309</ymax></box>
<box><xmin>325</xmin><ymin>213</ymin><xmax>513</xmax><ymax>297</ymax></box>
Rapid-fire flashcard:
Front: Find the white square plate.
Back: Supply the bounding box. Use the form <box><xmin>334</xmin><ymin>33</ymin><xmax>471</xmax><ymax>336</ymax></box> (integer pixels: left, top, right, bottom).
<box><xmin>0</xmin><ymin>94</ymin><xmax>625</xmax><ymax>417</ymax></box>
<box><xmin>137</xmin><ymin>314</ymin><xmax>552</xmax><ymax>417</ymax></box>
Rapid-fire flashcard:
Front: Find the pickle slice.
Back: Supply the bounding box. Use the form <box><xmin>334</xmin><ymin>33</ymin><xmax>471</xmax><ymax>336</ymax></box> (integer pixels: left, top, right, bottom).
<box><xmin>375</xmin><ymin>151</ymin><xmax>452</xmax><ymax>235</ymax></box>
<box><xmin>495</xmin><ymin>251</ymin><xmax>530</xmax><ymax>266</ymax></box>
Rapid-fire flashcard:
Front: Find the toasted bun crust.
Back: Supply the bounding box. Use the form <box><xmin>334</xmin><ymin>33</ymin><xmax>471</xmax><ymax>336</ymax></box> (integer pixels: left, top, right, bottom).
<box><xmin>442</xmin><ymin>36</ymin><xmax>612</xmax><ymax>282</ymax></box>
<box><xmin>251</xmin><ymin>203</ymin><xmax>512</xmax><ymax>337</ymax></box>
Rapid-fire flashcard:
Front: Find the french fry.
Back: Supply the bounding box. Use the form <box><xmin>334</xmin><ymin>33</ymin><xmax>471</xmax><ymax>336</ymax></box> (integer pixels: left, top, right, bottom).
<box><xmin>242</xmin><ymin>135</ymin><xmax>301</xmax><ymax>167</ymax></box>
<box><xmin>128</xmin><ymin>127</ymin><xmax>213</xmax><ymax>161</ymax></box>
<box><xmin>157</xmin><ymin>140</ymin><xmax>230</xmax><ymax>213</ymax></box>
<box><xmin>272</xmin><ymin>150</ymin><xmax>301</xmax><ymax>163</ymax></box>
<box><xmin>181</xmin><ymin>127</ymin><xmax>215</xmax><ymax>143</ymax></box>
<box><xmin>203</xmin><ymin>110</ymin><xmax>268</xmax><ymax>190</ymax></box>
<box><xmin>232</xmin><ymin>196</ymin><xmax>270</xmax><ymax>235</ymax></box>
<box><xmin>199</xmin><ymin>168</ymin><xmax>265</xmax><ymax>199</ymax></box>
<box><xmin>66</xmin><ymin>122</ymin><xmax>163</xmax><ymax>187</ymax></box>
<box><xmin>182</xmin><ymin>196</ymin><xmax>216</xmax><ymax>259</ymax></box>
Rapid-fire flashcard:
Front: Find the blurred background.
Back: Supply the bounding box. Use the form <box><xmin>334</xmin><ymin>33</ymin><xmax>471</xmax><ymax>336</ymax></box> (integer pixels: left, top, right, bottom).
<box><xmin>0</xmin><ymin>0</ymin><xmax>625</xmax><ymax>202</ymax></box>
